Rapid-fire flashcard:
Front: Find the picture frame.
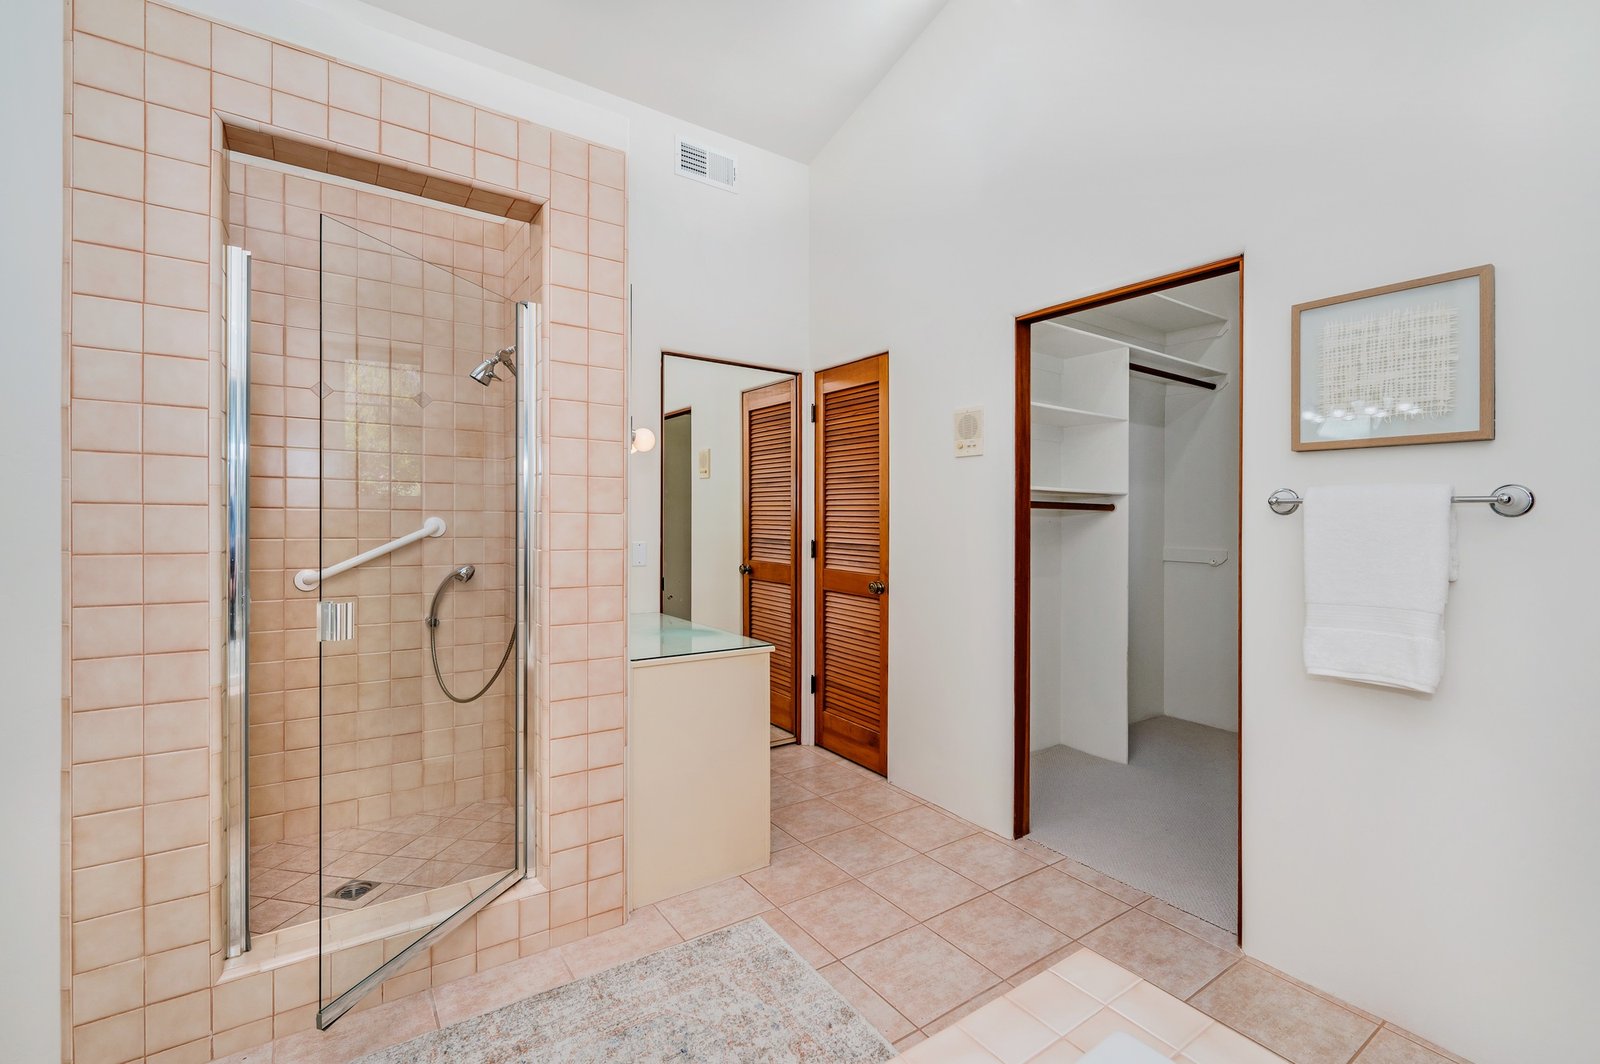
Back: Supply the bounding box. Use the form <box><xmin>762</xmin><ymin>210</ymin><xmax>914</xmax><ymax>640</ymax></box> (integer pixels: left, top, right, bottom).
<box><xmin>1291</xmin><ymin>265</ymin><xmax>1494</xmax><ymax>450</ymax></box>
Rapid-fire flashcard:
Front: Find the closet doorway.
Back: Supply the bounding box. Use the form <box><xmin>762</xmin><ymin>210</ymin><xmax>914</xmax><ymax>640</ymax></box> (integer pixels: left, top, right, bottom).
<box><xmin>1013</xmin><ymin>259</ymin><xmax>1243</xmax><ymax>939</ymax></box>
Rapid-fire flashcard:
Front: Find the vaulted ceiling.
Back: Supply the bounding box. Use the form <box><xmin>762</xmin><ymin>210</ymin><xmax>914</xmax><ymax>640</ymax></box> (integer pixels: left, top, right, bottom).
<box><xmin>355</xmin><ymin>0</ymin><xmax>951</xmax><ymax>161</ymax></box>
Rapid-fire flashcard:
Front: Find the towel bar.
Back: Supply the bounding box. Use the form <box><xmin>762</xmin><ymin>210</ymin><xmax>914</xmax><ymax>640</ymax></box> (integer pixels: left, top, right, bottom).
<box><xmin>1267</xmin><ymin>485</ymin><xmax>1534</xmax><ymax>518</ymax></box>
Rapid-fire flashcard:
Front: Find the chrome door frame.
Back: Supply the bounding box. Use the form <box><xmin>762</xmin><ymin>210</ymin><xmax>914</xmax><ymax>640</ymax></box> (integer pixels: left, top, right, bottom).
<box><xmin>223</xmin><ymin>245</ymin><xmax>252</xmax><ymax>959</ymax></box>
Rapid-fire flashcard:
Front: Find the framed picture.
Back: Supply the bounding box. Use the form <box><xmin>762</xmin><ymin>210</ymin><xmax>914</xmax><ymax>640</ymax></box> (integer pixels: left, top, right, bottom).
<box><xmin>1291</xmin><ymin>265</ymin><xmax>1494</xmax><ymax>450</ymax></box>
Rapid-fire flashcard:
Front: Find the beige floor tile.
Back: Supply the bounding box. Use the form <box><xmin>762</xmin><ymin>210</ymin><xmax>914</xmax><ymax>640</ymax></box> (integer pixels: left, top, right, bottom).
<box><xmin>842</xmin><ymin>926</ymin><xmax>1001</xmax><ymax>1028</ymax></box>
<box><xmin>1027</xmin><ymin>1043</ymin><xmax>1087</xmax><ymax>1063</ymax></box>
<box><xmin>757</xmin><ymin>910</ymin><xmax>836</xmax><ymax>968</ymax></box>
<box><xmin>1010</xmin><ymin>837</ymin><xmax>1068</xmax><ymax>865</ymax></box>
<box><xmin>1137</xmin><ymin>896</ymin><xmax>1239</xmax><ymax>953</ymax></box>
<box><xmin>782</xmin><ymin>881</ymin><xmax>916</xmax><ymax>958</ymax></box>
<box><xmin>272</xmin><ymin>992</ymin><xmax>437</xmax><ymax>1064</ymax></box>
<box><xmin>770</xmin><ymin>743</ymin><xmax>836</xmax><ymax>773</ymax></box>
<box><xmin>558</xmin><ymin>904</ymin><xmax>682</xmax><ymax>978</ymax></box>
<box><xmin>1108</xmin><ymin>980</ymin><xmax>1212</xmax><ymax>1049</ymax></box>
<box><xmin>742</xmin><ymin>844</ymin><xmax>852</xmax><ymax>906</ymax></box>
<box><xmin>1353</xmin><ymin>1028</ymin><xmax>1460</xmax><ymax>1064</ymax></box>
<box><xmin>1008</xmin><ymin>942</ymin><xmax>1084</xmax><ymax>986</ymax></box>
<box><xmin>1180</xmin><ymin>1021</ymin><xmax>1290</xmax><ymax>1064</ymax></box>
<box><xmin>926</xmin><ymin>894</ymin><xmax>1071</xmax><ymax>979</ymax></box>
<box><xmin>1189</xmin><ymin>961</ymin><xmax>1377</xmax><ymax>1064</ymax></box>
<box><xmin>923</xmin><ymin>982</ymin><xmax>1011</xmax><ymax>1038</ymax></box>
<box><xmin>875</xmin><ymin>805</ymin><xmax>979</xmax><ymax>852</ymax></box>
<box><xmin>1078</xmin><ymin>910</ymin><xmax>1238</xmax><ymax>998</ymax></box>
<box><xmin>957</xmin><ymin>996</ymin><xmax>1059</xmax><ymax>1062</ymax></box>
<box><xmin>1064</xmin><ymin>1007</ymin><xmax>1178</xmax><ymax>1055</ymax></box>
<box><xmin>860</xmin><ymin>855</ymin><xmax>986</xmax><ymax>921</ymax></box>
<box><xmin>995</xmin><ymin>867</ymin><xmax>1130</xmax><ymax>939</ymax></box>
<box><xmin>770</xmin><ymin>796</ymin><xmax>863</xmax><ymax>841</ymax></box>
<box><xmin>770</xmin><ymin>823</ymin><xmax>801</xmax><ymax>851</ymax></box>
<box><xmin>895</xmin><ymin>1030</ymin><xmax>929</xmax><ymax>1053</ymax></box>
<box><xmin>654</xmin><ymin>877</ymin><xmax>773</xmax><ymax>940</ymax></box>
<box><xmin>1050</xmin><ymin>949</ymin><xmax>1142</xmax><ymax>1003</ymax></box>
<box><xmin>810</xmin><ymin>824</ymin><xmax>918</xmax><ymax>877</ymax></box>
<box><xmin>1052</xmin><ymin>857</ymin><xmax>1151</xmax><ymax>907</ymax></box>
<box><xmin>771</xmin><ymin>775</ymin><xmax>817</xmax><ymax>809</ymax></box>
<box><xmin>430</xmin><ymin>948</ymin><xmax>571</xmax><ymax>1025</ymax></box>
<box><xmin>903</xmin><ymin>1028</ymin><xmax>1003</xmax><ymax>1063</ymax></box>
<box><xmin>827</xmin><ymin>780</ymin><xmax>921</xmax><ymax>821</ymax></box>
<box><xmin>818</xmin><ymin>961</ymin><xmax>917</xmax><ymax>1042</ymax></box>
<box><xmin>927</xmin><ymin>834</ymin><xmax>1044</xmax><ymax>890</ymax></box>
<box><xmin>1004</xmin><ymin>971</ymin><xmax>1101</xmax><ymax>1034</ymax></box>
<box><xmin>785</xmin><ymin>762</ymin><xmax>877</xmax><ymax>796</ymax></box>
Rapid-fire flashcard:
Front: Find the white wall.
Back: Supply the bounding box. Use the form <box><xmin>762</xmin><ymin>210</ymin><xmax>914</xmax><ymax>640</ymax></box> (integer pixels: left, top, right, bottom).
<box><xmin>174</xmin><ymin>0</ymin><xmax>814</xmax><ymax>637</ymax></box>
<box><xmin>0</xmin><ymin>0</ymin><xmax>63</xmax><ymax>1057</ymax></box>
<box><xmin>809</xmin><ymin>1</ymin><xmax>1600</xmax><ymax>1060</ymax></box>
<box><xmin>661</xmin><ymin>357</ymin><xmax>791</xmax><ymax>633</ymax></box>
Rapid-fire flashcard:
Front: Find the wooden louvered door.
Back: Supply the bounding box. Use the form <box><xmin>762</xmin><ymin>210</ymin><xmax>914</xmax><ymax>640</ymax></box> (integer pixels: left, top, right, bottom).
<box><xmin>741</xmin><ymin>378</ymin><xmax>800</xmax><ymax>735</ymax></box>
<box><xmin>814</xmin><ymin>354</ymin><xmax>889</xmax><ymax>775</ymax></box>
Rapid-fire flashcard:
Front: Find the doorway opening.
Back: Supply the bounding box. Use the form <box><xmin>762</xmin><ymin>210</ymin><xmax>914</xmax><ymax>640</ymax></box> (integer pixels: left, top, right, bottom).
<box><xmin>1014</xmin><ymin>259</ymin><xmax>1242</xmax><ymax>940</ymax></box>
<box><xmin>660</xmin><ymin>353</ymin><xmax>802</xmax><ymax>746</ymax></box>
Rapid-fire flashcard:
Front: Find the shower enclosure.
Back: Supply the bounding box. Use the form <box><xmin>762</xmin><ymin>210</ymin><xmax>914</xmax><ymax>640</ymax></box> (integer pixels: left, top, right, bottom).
<box><xmin>223</xmin><ymin>191</ymin><xmax>538</xmax><ymax>1028</ymax></box>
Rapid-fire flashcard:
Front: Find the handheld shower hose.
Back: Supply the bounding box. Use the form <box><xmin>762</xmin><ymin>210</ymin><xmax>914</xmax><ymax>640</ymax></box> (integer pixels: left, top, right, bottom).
<box><xmin>426</xmin><ymin>564</ymin><xmax>517</xmax><ymax>704</ymax></box>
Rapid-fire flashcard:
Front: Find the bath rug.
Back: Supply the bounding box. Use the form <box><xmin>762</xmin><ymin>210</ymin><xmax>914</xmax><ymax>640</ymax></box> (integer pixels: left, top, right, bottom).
<box><xmin>353</xmin><ymin>917</ymin><xmax>896</xmax><ymax>1063</ymax></box>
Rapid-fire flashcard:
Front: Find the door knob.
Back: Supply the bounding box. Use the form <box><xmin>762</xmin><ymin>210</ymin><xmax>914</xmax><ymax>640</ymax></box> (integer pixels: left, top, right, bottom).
<box><xmin>868</xmin><ymin>580</ymin><xmax>886</xmax><ymax>596</ymax></box>
<box><xmin>738</xmin><ymin>563</ymin><xmax>754</xmax><ymax>575</ymax></box>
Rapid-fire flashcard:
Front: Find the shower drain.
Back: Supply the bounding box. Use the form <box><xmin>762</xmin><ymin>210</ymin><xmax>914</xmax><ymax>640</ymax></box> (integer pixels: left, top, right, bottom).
<box><xmin>329</xmin><ymin>879</ymin><xmax>378</xmax><ymax>902</ymax></box>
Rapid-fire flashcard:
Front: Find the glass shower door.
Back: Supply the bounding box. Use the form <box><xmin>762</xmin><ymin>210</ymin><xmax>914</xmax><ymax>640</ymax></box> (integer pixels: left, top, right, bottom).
<box><xmin>314</xmin><ymin>215</ymin><xmax>527</xmax><ymax>1027</ymax></box>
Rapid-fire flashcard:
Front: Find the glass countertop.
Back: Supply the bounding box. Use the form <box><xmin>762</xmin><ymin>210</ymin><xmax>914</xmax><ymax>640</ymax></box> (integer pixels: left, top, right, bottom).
<box><xmin>629</xmin><ymin>612</ymin><xmax>772</xmax><ymax>662</ymax></box>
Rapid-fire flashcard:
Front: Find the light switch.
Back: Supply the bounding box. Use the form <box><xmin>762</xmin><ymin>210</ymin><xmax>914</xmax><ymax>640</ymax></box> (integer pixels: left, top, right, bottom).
<box><xmin>631</xmin><ymin>541</ymin><xmax>648</xmax><ymax>567</ymax></box>
<box><xmin>697</xmin><ymin>448</ymin><xmax>711</xmax><ymax>479</ymax></box>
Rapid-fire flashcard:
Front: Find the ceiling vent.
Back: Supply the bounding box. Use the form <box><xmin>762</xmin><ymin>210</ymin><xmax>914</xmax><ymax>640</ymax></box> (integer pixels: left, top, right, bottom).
<box><xmin>677</xmin><ymin>137</ymin><xmax>737</xmax><ymax>192</ymax></box>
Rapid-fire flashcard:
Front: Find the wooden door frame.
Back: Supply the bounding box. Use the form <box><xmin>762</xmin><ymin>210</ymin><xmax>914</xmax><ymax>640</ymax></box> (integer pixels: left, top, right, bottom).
<box><xmin>658</xmin><ymin>350</ymin><xmax>803</xmax><ymax>732</ymax></box>
<box><xmin>1013</xmin><ymin>257</ymin><xmax>1243</xmax><ymax>940</ymax></box>
<box><xmin>813</xmin><ymin>352</ymin><xmax>890</xmax><ymax>774</ymax></box>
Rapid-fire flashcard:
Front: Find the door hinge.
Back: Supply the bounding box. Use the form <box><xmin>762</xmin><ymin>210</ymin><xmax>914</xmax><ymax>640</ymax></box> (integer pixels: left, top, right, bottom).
<box><xmin>660</xmin><ymin>576</ymin><xmax>665</xmax><ymax>591</ymax></box>
<box><xmin>809</xmin><ymin>674</ymin><xmax>817</xmax><ymax>694</ymax></box>
<box><xmin>809</xmin><ymin>539</ymin><xmax>816</xmax><ymax>559</ymax></box>
<box><xmin>810</xmin><ymin>403</ymin><xmax>816</xmax><ymax>423</ymax></box>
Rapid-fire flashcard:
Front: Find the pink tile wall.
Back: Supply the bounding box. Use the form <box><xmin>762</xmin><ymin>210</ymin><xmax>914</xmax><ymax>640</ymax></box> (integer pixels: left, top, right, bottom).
<box><xmin>61</xmin><ymin>1</ymin><xmax>628</xmax><ymax>1060</ymax></box>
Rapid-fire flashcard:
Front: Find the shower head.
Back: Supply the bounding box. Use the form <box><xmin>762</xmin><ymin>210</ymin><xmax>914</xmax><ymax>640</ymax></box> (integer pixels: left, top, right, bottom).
<box><xmin>453</xmin><ymin>564</ymin><xmax>475</xmax><ymax>582</ymax></box>
<box><xmin>468</xmin><ymin>346</ymin><xmax>517</xmax><ymax>386</ymax></box>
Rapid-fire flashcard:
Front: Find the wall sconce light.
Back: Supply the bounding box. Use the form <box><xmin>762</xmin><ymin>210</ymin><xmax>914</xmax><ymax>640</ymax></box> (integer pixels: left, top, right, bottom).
<box><xmin>630</xmin><ymin>420</ymin><xmax>657</xmax><ymax>454</ymax></box>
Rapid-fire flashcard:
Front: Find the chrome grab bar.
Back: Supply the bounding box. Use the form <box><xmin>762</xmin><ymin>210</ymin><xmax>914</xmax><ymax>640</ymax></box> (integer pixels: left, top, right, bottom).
<box><xmin>294</xmin><ymin>516</ymin><xmax>447</xmax><ymax>591</ymax></box>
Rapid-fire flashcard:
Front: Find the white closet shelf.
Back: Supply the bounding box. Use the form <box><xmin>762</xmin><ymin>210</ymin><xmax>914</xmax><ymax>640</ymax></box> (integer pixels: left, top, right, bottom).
<box><xmin>1029</xmin><ymin>486</ymin><xmax>1127</xmax><ymax>500</ymax></box>
<box><xmin>1030</xmin><ymin>401</ymin><xmax>1126</xmax><ymax>428</ymax></box>
<box><xmin>1035</xmin><ymin>321</ymin><xmax>1228</xmax><ymax>388</ymax></box>
<box><xmin>1126</xmin><ymin>344</ymin><xmax>1227</xmax><ymax>385</ymax></box>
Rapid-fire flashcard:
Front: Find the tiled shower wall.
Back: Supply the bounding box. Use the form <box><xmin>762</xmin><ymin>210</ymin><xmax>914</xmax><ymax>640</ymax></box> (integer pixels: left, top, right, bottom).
<box><xmin>231</xmin><ymin>160</ymin><xmax>536</xmax><ymax>850</ymax></box>
<box><xmin>61</xmin><ymin>1</ymin><xmax>629</xmax><ymax>1060</ymax></box>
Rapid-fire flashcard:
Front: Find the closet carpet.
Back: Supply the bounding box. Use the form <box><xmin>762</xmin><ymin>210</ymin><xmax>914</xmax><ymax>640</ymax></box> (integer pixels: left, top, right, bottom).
<box><xmin>1027</xmin><ymin>716</ymin><xmax>1238</xmax><ymax>932</ymax></box>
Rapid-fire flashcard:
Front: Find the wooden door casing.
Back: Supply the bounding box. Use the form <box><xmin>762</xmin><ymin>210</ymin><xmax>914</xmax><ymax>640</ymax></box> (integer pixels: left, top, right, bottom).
<box><xmin>741</xmin><ymin>378</ymin><xmax>800</xmax><ymax>735</ymax></box>
<box><xmin>814</xmin><ymin>354</ymin><xmax>889</xmax><ymax>775</ymax></box>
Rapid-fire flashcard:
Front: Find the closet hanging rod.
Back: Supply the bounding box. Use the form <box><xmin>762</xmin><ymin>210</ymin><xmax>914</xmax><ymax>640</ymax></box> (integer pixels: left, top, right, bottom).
<box><xmin>1032</xmin><ymin>500</ymin><xmax>1116</xmax><ymax>512</ymax></box>
<box><xmin>1266</xmin><ymin>485</ymin><xmax>1535</xmax><ymax>518</ymax></box>
<box><xmin>1130</xmin><ymin>363</ymin><xmax>1218</xmax><ymax>390</ymax></box>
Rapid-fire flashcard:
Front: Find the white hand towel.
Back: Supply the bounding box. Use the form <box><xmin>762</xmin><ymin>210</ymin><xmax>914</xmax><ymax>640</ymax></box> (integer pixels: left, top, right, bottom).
<box><xmin>1302</xmin><ymin>484</ymin><xmax>1455</xmax><ymax>694</ymax></box>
